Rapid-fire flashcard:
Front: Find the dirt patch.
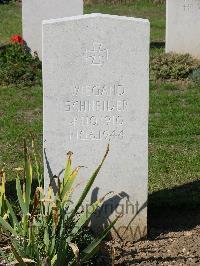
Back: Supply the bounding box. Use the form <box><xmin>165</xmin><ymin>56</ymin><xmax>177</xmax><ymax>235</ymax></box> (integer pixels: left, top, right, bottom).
<box><xmin>97</xmin><ymin>182</ymin><xmax>200</xmax><ymax>265</ymax></box>
<box><xmin>100</xmin><ymin>226</ymin><xmax>200</xmax><ymax>265</ymax></box>
<box><xmin>1</xmin><ymin>181</ymin><xmax>200</xmax><ymax>265</ymax></box>
<box><xmin>1</xmin><ymin>227</ymin><xmax>200</xmax><ymax>265</ymax></box>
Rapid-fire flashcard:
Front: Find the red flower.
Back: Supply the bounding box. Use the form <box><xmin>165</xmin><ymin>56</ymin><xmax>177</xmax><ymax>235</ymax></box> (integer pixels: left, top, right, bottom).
<box><xmin>11</xmin><ymin>35</ymin><xmax>24</xmax><ymax>45</ymax></box>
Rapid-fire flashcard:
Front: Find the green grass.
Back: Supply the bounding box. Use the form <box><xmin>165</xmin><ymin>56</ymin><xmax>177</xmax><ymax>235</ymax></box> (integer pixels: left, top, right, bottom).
<box><xmin>0</xmin><ymin>85</ymin><xmax>42</xmax><ymax>179</ymax></box>
<box><xmin>85</xmin><ymin>1</ymin><xmax>165</xmax><ymax>41</ymax></box>
<box><xmin>0</xmin><ymin>2</ymin><xmax>200</xmax><ymax>200</ymax></box>
<box><xmin>0</xmin><ymin>1</ymin><xmax>165</xmax><ymax>44</ymax></box>
<box><xmin>149</xmin><ymin>82</ymin><xmax>200</xmax><ymax>192</ymax></box>
<box><xmin>0</xmin><ymin>2</ymin><xmax>22</xmax><ymax>44</ymax></box>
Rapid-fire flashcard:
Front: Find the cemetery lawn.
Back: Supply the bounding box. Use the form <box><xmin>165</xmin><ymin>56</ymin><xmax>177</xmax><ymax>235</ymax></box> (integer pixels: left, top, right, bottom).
<box><xmin>0</xmin><ymin>85</ymin><xmax>42</xmax><ymax>180</ymax></box>
<box><xmin>0</xmin><ymin>0</ymin><xmax>165</xmax><ymax>44</ymax></box>
<box><xmin>149</xmin><ymin>81</ymin><xmax>200</xmax><ymax>193</ymax></box>
<box><xmin>0</xmin><ymin>2</ymin><xmax>21</xmax><ymax>44</ymax></box>
<box><xmin>0</xmin><ymin>1</ymin><xmax>200</xmax><ymax>265</ymax></box>
<box><xmin>0</xmin><ymin>80</ymin><xmax>199</xmax><ymax>198</ymax></box>
<box><xmin>85</xmin><ymin>1</ymin><xmax>165</xmax><ymax>41</ymax></box>
<box><xmin>0</xmin><ymin>0</ymin><xmax>199</xmax><ymax>194</ymax></box>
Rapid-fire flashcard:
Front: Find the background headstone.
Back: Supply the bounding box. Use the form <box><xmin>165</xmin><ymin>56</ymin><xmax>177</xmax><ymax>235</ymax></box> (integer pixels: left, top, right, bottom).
<box><xmin>43</xmin><ymin>14</ymin><xmax>149</xmax><ymax>241</ymax></box>
<box><xmin>166</xmin><ymin>0</ymin><xmax>200</xmax><ymax>58</ymax></box>
<box><xmin>22</xmin><ymin>0</ymin><xmax>83</xmax><ymax>59</ymax></box>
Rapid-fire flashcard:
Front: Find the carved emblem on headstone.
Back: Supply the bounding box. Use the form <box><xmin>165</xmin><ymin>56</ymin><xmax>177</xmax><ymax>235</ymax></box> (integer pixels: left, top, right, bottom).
<box><xmin>183</xmin><ymin>3</ymin><xmax>192</xmax><ymax>11</ymax></box>
<box><xmin>85</xmin><ymin>42</ymin><xmax>108</xmax><ymax>66</ymax></box>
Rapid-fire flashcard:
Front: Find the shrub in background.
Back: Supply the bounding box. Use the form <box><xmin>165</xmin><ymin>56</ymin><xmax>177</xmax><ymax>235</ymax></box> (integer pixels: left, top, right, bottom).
<box><xmin>150</xmin><ymin>52</ymin><xmax>200</xmax><ymax>81</ymax></box>
<box><xmin>189</xmin><ymin>68</ymin><xmax>200</xmax><ymax>84</ymax></box>
<box><xmin>0</xmin><ymin>140</ymin><xmax>116</xmax><ymax>265</ymax></box>
<box><xmin>0</xmin><ymin>42</ymin><xmax>42</xmax><ymax>87</ymax></box>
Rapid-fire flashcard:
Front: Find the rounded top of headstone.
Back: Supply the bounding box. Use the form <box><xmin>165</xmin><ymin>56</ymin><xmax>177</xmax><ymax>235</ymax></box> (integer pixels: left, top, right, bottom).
<box><xmin>42</xmin><ymin>13</ymin><xmax>149</xmax><ymax>26</ymax></box>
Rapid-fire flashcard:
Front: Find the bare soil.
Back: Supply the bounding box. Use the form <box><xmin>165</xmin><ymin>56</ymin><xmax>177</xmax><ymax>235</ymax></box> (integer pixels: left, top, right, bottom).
<box><xmin>1</xmin><ymin>181</ymin><xmax>200</xmax><ymax>265</ymax></box>
<box><xmin>100</xmin><ymin>226</ymin><xmax>200</xmax><ymax>265</ymax></box>
<box><xmin>1</xmin><ymin>212</ymin><xmax>200</xmax><ymax>266</ymax></box>
<box><xmin>98</xmin><ymin>205</ymin><xmax>200</xmax><ymax>266</ymax></box>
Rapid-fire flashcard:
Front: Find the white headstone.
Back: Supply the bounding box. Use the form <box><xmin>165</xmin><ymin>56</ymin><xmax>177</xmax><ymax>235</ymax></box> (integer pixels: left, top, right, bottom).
<box><xmin>43</xmin><ymin>14</ymin><xmax>149</xmax><ymax>241</ymax></box>
<box><xmin>166</xmin><ymin>0</ymin><xmax>200</xmax><ymax>58</ymax></box>
<box><xmin>22</xmin><ymin>0</ymin><xmax>83</xmax><ymax>59</ymax></box>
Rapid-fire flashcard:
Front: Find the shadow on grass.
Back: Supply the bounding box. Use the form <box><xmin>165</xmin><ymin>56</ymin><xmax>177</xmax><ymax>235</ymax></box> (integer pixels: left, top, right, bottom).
<box><xmin>0</xmin><ymin>0</ymin><xmax>11</xmax><ymax>4</ymax></box>
<box><xmin>150</xmin><ymin>41</ymin><xmax>165</xmax><ymax>49</ymax></box>
<box><xmin>5</xmin><ymin>179</ymin><xmax>38</xmax><ymax>206</ymax></box>
<box><xmin>148</xmin><ymin>180</ymin><xmax>200</xmax><ymax>238</ymax></box>
<box><xmin>5</xmin><ymin>179</ymin><xmax>200</xmax><ymax>238</ymax></box>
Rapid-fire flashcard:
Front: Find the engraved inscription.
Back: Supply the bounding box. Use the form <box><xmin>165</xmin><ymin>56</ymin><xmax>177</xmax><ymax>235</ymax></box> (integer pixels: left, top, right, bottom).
<box><xmin>72</xmin><ymin>84</ymin><xmax>125</xmax><ymax>97</ymax></box>
<box><xmin>183</xmin><ymin>3</ymin><xmax>192</xmax><ymax>11</ymax></box>
<box><xmin>65</xmin><ymin>100</ymin><xmax>128</xmax><ymax>112</ymax></box>
<box><xmin>69</xmin><ymin>129</ymin><xmax>124</xmax><ymax>141</ymax></box>
<box><xmin>183</xmin><ymin>0</ymin><xmax>200</xmax><ymax>11</ymax></box>
<box><xmin>85</xmin><ymin>42</ymin><xmax>108</xmax><ymax>66</ymax></box>
<box><xmin>65</xmin><ymin>82</ymin><xmax>129</xmax><ymax>141</ymax></box>
<box><xmin>69</xmin><ymin>115</ymin><xmax>124</xmax><ymax>127</ymax></box>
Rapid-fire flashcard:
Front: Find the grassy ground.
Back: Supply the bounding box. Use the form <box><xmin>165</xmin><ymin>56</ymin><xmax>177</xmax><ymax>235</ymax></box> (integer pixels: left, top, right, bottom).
<box><xmin>149</xmin><ymin>81</ymin><xmax>200</xmax><ymax>192</ymax></box>
<box><xmin>85</xmin><ymin>1</ymin><xmax>165</xmax><ymax>41</ymax></box>
<box><xmin>0</xmin><ymin>1</ymin><xmax>199</xmax><ymax>199</ymax></box>
<box><xmin>0</xmin><ymin>2</ymin><xmax>21</xmax><ymax>44</ymax></box>
<box><xmin>0</xmin><ymin>86</ymin><xmax>42</xmax><ymax>179</ymax></box>
<box><xmin>0</xmin><ymin>0</ymin><xmax>165</xmax><ymax>44</ymax></box>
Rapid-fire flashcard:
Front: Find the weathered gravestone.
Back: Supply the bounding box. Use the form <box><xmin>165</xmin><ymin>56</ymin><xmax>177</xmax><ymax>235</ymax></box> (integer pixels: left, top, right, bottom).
<box><xmin>22</xmin><ymin>0</ymin><xmax>83</xmax><ymax>59</ymax></box>
<box><xmin>166</xmin><ymin>0</ymin><xmax>200</xmax><ymax>58</ymax></box>
<box><xmin>43</xmin><ymin>14</ymin><xmax>149</xmax><ymax>241</ymax></box>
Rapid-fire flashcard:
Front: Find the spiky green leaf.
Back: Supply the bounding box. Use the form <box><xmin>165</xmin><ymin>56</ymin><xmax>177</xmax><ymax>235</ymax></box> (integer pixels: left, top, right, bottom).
<box><xmin>70</xmin><ymin>145</ymin><xmax>109</xmax><ymax>219</ymax></box>
<box><xmin>81</xmin><ymin>216</ymin><xmax>118</xmax><ymax>263</ymax></box>
<box><xmin>0</xmin><ymin>216</ymin><xmax>18</xmax><ymax>237</ymax></box>
<box><xmin>16</xmin><ymin>176</ymin><xmax>28</xmax><ymax>216</ymax></box>
<box><xmin>6</xmin><ymin>199</ymin><xmax>22</xmax><ymax>234</ymax></box>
